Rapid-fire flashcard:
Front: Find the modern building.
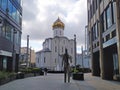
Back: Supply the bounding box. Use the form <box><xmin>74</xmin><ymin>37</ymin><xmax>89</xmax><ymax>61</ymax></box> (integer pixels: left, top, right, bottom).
<box><xmin>0</xmin><ymin>0</ymin><xmax>22</xmax><ymax>72</ymax></box>
<box><xmin>20</xmin><ymin>47</ymin><xmax>36</xmax><ymax>67</ymax></box>
<box><xmin>36</xmin><ymin>18</ymin><xmax>75</xmax><ymax>71</ymax></box>
<box><xmin>87</xmin><ymin>0</ymin><xmax>120</xmax><ymax>80</ymax></box>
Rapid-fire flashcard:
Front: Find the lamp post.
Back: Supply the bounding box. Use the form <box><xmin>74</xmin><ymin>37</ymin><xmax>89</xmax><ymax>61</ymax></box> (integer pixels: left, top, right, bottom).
<box><xmin>29</xmin><ymin>47</ymin><xmax>32</xmax><ymax>67</ymax></box>
<box><xmin>81</xmin><ymin>46</ymin><xmax>84</xmax><ymax>69</ymax></box>
<box><xmin>13</xmin><ymin>29</ymin><xmax>17</xmax><ymax>72</ymax></box>
<box><xmin>74</xmin><ymin>34</ymin><xmax>76</xmax><ymax>67</ymax></box>
<box><xmin>26</xmin><ymin>35</ymin><xmax>29</xmax><ymax>67</ymax></box>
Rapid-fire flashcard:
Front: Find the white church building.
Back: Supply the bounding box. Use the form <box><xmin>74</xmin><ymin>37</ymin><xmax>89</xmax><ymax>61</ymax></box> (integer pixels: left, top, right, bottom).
<box><xmin>36</xmin><ymin>18</ymin><xmax>75</xmax><ymax>71</ymax></box>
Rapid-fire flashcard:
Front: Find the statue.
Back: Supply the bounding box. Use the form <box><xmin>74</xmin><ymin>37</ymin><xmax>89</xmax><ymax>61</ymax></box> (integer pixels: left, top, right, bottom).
<box><xmin>62</xmin><ymin>48</ymin><xmax>72</xmax><ymax>83</ymax></box>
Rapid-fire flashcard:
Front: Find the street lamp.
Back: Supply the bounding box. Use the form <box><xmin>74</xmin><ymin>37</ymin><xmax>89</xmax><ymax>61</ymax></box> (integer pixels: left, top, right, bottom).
<box><xmin>81</xmin><ymin>46</ymin><xmax>84</xmax><ymax>69</ymax></box>
<box><xmin>13</xmin><ymin>29</ymin><xmax>17</xmax><ymax>72</ymax></box>
<box><xmin>74</xmin><ymin>34</ymin><xmax>76</xmax><ymax>67</ymax></box>
<box><xmin>26</xmin><ymin>35</ymin><xmax>29</xmax><ymax>67</ymax></box>
<box><xmin>29</xmin><ymin>47</ymin><xmax>32</xmax><ymax>67</ymax></box>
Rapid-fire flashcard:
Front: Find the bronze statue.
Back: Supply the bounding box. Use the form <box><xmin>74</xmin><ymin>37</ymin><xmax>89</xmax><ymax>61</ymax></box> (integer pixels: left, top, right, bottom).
<box><xmin>62</xmin><ymin>49</ymin><xmax>72</xmax><ymax>83</ymax></box>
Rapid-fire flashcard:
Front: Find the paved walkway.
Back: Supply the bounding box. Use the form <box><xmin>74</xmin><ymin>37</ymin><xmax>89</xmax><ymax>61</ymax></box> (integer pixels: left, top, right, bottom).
<box><xmin>0</xmin><ymin>73</ymin><xmax>120</xmax><ymax>90</ymax></box>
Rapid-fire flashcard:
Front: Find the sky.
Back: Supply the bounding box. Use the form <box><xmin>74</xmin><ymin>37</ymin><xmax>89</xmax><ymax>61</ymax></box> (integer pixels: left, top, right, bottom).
<box><xmin>21</xmin><ymin>0</ymin><xmax>87</xmax><ymax>53</ymax></box>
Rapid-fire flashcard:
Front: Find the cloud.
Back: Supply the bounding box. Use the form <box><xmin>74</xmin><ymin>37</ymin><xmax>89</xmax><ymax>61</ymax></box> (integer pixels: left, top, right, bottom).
<box><xmin>22</xmin><ymin>0</ymin><xmax>87</xmax><ymax>52</ymax></box>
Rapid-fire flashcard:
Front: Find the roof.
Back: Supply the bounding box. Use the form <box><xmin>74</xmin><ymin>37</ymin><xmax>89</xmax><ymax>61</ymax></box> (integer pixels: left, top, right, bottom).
<box><xmin>52</xmin><ymin>17</ymin><xmax>64</xmax><ymax>30</ymax></box>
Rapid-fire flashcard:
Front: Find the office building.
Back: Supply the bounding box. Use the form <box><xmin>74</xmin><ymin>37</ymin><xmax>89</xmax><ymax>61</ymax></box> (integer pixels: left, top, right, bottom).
<box><xmin>0</xmin><ymin>0</ymin><xmax>22</xmax><ymax>72</ymax></box>
<box><xmin>87</xmin><ymin>0</ymin><xmax>120</xmax><ymax>80</ymax></box>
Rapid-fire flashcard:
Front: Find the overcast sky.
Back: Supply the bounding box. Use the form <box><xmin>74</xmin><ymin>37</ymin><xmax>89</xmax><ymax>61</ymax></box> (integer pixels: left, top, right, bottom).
<box><xmin>21</xmin><ymin>0</ymin><xmax>87</xmax><ymax>53</ymax></box>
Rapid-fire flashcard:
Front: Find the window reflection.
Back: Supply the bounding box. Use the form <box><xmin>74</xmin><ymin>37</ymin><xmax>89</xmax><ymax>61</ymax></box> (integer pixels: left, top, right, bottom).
<box><xmin>0</xmin><ymin>0</ymin><xmax>22</xmax><ymax>26</ymax></box>
<box><xmin>1</xmin><ymin>0</ymin><xmax>7</xmax><ymax>11</ymax></box>
<box><xmin>1</xmin><ymin>22</ymin><xmax>21</xmax><ymax>45</ymax></box>
<box><xmin>106</xmin><ymin>5</ymin><xmax>112</xmax><ymax>29</ymax></box>
<box><xmin>8</xmin><ymin>0</ymin><xmax>13</xmax><ymax>16</ymax></box>
<box><xmin>112</xmin><ymin>2</ymin><xmax>116</xmax><ymax>23</ymax></box>
<box><xmin>12</xmin><ymin>6</ymin><xmax>17</xmax><ymax>20</ymax></box>
<box><xmin>6</xmin><ymin>24</ymin><xmax>12</xmax><ymax>40</ymax></box>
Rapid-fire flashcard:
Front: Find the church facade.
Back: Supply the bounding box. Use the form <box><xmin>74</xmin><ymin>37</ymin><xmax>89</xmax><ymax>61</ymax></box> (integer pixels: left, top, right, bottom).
<box><xmin>36</xmin><ymin>18</ymin><xmax>75</xmax><ymax>71</ymax></box>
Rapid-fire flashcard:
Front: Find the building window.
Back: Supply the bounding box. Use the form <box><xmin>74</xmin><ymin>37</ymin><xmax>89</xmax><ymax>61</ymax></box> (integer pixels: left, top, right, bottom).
<box><xmin>112</xmin><ymin>2</ymin><xmax>116</xmax><ymax>24</ymax></box>
<box><xmin>12</xmin><ymin>6</ymin><xmax>17</xmax><ymax>20</ymax></box>
<box><xmin>106</xmin><ymin>4</ymin><xmax>112</xmax><ymax>29</ymax></box>
<box><xmin>95</xmin><ymin>22</ymin><xmax>98</xmax><ymax>38</ymax></box>
<box><xmin>44</xmin><ymin>57</ymin><xmax>46</xmax><ymax>63</ymax></box>
<box><xmin>55</xmin><ymin>46</ymin><xmax>57</xmax><ymax>52</ymax></box>
<box><xmin>100</xmin><ymin>13</ymin><xmax>105</xmax><ymax>32</ymax></box>
<box><xmin>38</xmin><ymin>58</ymin><xmax>39</xmax><ymax>63</ymax></box>
<box><xmin>113</xmin><ymin>53</ymin><xmax>119</xmax><ymax>75</ymax></box>
<box><xmin>1</xmin><ymin>0</ymin><xmax>7</xmax><ymax>11</ymax></box>
<box><xmin>8</xmin><ymin>0</ymin><xmax>13</xmax><ymax>16</ymax></box>
<box><xmin>6</xmin><ymin>24</ymin><xmax>12</xmax><ymax>41</ymax></box>
<box><xmin>16</xmin><ymin>10</ymin><xmax>20</xmax><ymax>24</ymax></box>
<box><xmin>71</xmin><ymin>48</ymin><xmax>73</xmax><ymax>54</ymax></box>
<box><xmin>55</xmin><ymin>59</ymin><xmax>56</xmax><ymax>63</ymax></box>
<box><xmin>106</xmin><ymin>34</ymin><xmax>110</xmax><ymax>41</ymax></box>
<box><xmin>2</xmin><ymin>24</ymin><xmax>6</xmax><ymax>37</ymax></box>
<box><xmin>92</xmin><ymin>23</ymin><xmax>99</xmax><ymax>41</ymax></box>
<box><xmin>3</xmin><ymin>57</ymin><xmax>7</xmax><ymax>70</ymax></box>
<box><xmin>62</xmin><ymin>47</ymin><xmax>63</xmax><ymax>53</ymax></box>
<box><xmin>97</xmin><ymin>42</ymin><xmax>99</xmax><ymax>46</ymax></box>
<box><xmin>112</xmin><ymin>30</ymin><xmax>116</xmax><ymax>38</ymax></box>
<box><xmin>60</xmin><ymin>31</ymin><xmax>61</xmax><ymax>35</ymax></box>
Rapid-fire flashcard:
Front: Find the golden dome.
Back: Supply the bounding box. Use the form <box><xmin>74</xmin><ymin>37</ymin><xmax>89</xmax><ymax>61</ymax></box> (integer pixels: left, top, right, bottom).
<box><xmin>52</xmin><ymin>17</ymin><xmax>64</xmax><ymax>30</ymax></box>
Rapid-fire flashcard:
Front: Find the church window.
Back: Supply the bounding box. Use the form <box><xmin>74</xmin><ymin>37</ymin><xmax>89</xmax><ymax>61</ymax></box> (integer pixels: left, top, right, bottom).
<box><xmin>38</xmin><ymin>58</ymin><xmax>39</xmax><ymax>63</ymax></box>
<box><xmin>64</xmin><ymin>40</ymin><xmax>65</xmax><ymax>44</ymax></box>
<box><xmin>60</xmin><ymin>31</ymin><xmax>61</xmax><ymax>35</ymax></box>
<box><xmin>55</xmin><ymin>46</ymin><xmax>57</xmax><ymax>52</ymax></box>
<box><xmin>56</xmin><ymin>31</ymin><xmax>57</xmax><ymax>35</ymax></box>
<box><xmin>55</xmin><ymin>59</ymin><xmax>56</xmax><ymax>63</ymax></box>
<box><xmin>62</xmin><ymin>47</ymin><xmax>63</xmax><ymax>53</ymax></box>
<box><xmin>71</xmin><ymin>48</ymin><xmax>73</xmax><ymax>54</ymax></box>
<box><xmin>44</xmin><ymin>57</ymin><xmax>46</xmax><ymax>63</ymax></box>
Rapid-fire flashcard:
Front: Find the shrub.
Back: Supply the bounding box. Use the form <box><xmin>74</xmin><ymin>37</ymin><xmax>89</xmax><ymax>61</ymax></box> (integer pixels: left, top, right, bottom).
<box><xmin>0</xmin><ymin>71</ymin><xmax>16</xmax><ymax>80</ymax></box>
<box><xmin>73</xmin><ymin>68</ymin><xmax>79</xmax><ymax>73</ymax></box>
<box><xmin>20</xmin><ymin>68</ymin><xmax>32</xmax><ymax>74</ymax></box>
<box><xmin>32</xmin><ymin>68</ymin><xmax>41</xmax><ymax>73</ymax></box>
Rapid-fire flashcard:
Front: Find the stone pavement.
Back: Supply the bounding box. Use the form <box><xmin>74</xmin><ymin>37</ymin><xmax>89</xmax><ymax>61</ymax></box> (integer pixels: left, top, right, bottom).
<box><xmin>0</xmin><ymin>73</ymin><xmax>120</xmax><ymax>90</ymax></box>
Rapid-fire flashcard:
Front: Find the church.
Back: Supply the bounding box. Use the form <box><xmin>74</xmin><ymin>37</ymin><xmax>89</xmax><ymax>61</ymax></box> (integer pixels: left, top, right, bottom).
<box><xmin>36</xmin><ymin>18</ymin><xmax>75</xmax><ymax>71</ymax></box>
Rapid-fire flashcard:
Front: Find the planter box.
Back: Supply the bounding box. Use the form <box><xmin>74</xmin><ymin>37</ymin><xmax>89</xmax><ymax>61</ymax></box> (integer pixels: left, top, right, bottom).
<box><xmin>0</xmin><ymin>75</ymin><xmax>16</xmax><ymax>86</ymax></box>
<box><xmin>72</xmin><ymin>72</ymin><xmax>84</xmax><ymax>80</ymax></box>
<box><xmin>39</xmin><ymin>71</ymin><xmax>44</xmax><ymax>75</ymax></box>
<box><xmin>16</xmin><ymin>72</ymin><xmax>25</xmax><ymax>79</ymax></box>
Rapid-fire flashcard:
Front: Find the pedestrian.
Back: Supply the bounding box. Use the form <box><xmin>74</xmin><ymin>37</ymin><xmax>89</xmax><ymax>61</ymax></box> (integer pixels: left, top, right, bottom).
<box><xmin>44</xmin><ymin>68</ymin><xmax>48</xmax><ymax>75</ymax></box>
<box><xmin>62</xmin><ymin>48</ymin><xmax>72</xmax><ymax>83</ymax></box>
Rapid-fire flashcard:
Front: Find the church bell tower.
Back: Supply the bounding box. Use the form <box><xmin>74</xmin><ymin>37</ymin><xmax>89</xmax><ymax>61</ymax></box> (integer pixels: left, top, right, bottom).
<box><xmin>52</xmin><ymin>17</ymin><xmax>65</xmax><ymax>37</ymax></box>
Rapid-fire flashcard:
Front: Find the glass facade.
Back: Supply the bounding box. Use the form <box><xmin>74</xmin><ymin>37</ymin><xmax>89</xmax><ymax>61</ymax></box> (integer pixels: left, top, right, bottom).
<box><xmin>0</xmin><ymin>0</ymin><xmax>22</xmax><ymax>45</ymax></box>
<box><xmin>1</xmin><ymin>22</ymin><xmax>21</xmax><ymax>45</ymax></box>
<box><xmin>113</xmin><ymin>54</ymin><xmax>119</xmax><ymax>75</ymax></box>
<box><xmin>0</xmin><ymin>0</ymin><xmax>22</xmax><ymax>72</ymax></box>
<box><xmin>0</xmin><ymin>0</ymin><xmax>22</xmax><ymax>26</ymax></box>
<box><xmin>112</xmin><ymin>2</ymin><xmax>116</xmax><ymax>24</ymax></box>
<box><xmin>106</xmin><ymin>5</ymin><xmax>112</xmax><ymax>29</ymax></box>
<box><xmin>92</xmin><ymin>22</ymin><xmax>98</xmax><ymax>41</ymax></box>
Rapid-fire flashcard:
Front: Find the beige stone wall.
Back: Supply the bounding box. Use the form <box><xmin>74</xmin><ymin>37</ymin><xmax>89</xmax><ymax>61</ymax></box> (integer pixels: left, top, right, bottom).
<box><xmin>21</xmin><ymin>47</ymin><xmax>36</xmax><ymax>64</ymax></box>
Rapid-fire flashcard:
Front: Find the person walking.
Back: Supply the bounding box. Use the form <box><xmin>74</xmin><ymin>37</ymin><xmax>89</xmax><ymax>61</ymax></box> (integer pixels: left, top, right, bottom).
<box><xmin>62</xmin><ymin>48</ymin><xmax>72</xmax><ymax>83</ymax></box>
<box><xmin>44</xmin><ymin>68</ymin><xmax>48</xmax><ymax>75</ymax></box>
